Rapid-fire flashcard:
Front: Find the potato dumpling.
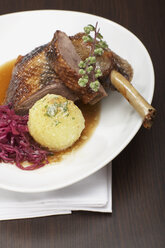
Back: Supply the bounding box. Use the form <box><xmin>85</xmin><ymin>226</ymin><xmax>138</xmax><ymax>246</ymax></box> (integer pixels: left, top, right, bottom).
<box><xmin>28</xmin><ymin>94</ymin><xmax>85</xmax><ymax>151</ymax></box>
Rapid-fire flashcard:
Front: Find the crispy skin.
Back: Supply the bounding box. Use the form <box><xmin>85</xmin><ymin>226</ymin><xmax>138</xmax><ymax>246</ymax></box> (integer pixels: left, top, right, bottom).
<box><xmin>6</xmin><ymin>45</ymin><xmax>51</xmax><ymax>107</ymax></box>
<box><xmin>5</xmin><ymin>45</ymin><xmax>78</xmax><ymax>114</ymax></box>
<box><xmin>46</xmin><ymin>31</ymin><xmax>107</xmax><ymax>104</ymax></box>
<box><xmin>112</xmin><ymin>52</ymin><xmax>133</xmax><ymax>81</ymax></box>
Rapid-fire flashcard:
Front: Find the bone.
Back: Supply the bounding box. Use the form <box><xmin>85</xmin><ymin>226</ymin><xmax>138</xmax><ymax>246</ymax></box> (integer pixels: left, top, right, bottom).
<box><xmin>110</xmin><ymin>70</ymin><xmax>156</xmax><ymax>129</ymax></box>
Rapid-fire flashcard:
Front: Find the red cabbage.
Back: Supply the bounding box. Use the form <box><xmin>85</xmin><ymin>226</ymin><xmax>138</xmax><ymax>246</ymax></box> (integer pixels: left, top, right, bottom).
<box><xmin>0</xmin><ymin>104</ymin><xmax>52</xmax><ymax>170</ymax></box>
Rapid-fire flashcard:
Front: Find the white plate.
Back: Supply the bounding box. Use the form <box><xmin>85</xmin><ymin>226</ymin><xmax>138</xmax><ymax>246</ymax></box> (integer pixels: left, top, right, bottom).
<box><xmin>0</xmin><ymin>10</ymin><xmax>155</xmax><ymax>192</ymax></box>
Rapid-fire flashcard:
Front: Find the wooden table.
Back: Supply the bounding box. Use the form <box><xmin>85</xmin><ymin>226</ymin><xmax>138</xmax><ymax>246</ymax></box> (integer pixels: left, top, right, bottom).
<box><xmin>0</xmin><ymin>0</ymin><xmax>164</xmax><ymax>247</ymax></box>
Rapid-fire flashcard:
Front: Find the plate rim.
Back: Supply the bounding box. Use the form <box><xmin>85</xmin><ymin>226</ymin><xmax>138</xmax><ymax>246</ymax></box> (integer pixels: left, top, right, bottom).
<box><xmin>0</xmin><ymin>9</ymin><xmax>155</xmax><ymax>192</ymax></box>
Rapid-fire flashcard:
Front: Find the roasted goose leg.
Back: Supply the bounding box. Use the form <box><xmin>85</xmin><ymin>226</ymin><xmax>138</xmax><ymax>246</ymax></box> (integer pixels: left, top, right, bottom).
<box><xmin>70</xmin><ymin>32</ymin><xmax>156</xmax><ymax>128</ymax></box>
<box><xmin>6</xmin><ymin>30</ymin><xmax>156</xmax><ymax>128</ymax></box>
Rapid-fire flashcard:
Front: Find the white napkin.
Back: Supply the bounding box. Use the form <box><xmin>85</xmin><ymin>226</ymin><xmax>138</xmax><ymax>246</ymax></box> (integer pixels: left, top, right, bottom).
<box><xmin>0</xmin><ymin>163</ymin><xmax>112</xmax><ymax>220</ymax></box>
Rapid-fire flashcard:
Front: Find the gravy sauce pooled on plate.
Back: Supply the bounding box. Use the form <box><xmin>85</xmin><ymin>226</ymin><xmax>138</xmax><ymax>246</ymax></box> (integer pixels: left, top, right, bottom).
<box><xmin>0</xmin><ymin>59</ymin><xmax>17</xmax><ymax>105</ymax></box>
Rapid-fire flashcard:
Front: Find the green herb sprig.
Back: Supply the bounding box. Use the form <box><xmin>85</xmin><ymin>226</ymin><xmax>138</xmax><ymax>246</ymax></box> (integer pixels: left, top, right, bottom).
<box><xmin>78</xmin><ymin>22</ymin><xmax>108</xmax><ymax>92</ymax></box>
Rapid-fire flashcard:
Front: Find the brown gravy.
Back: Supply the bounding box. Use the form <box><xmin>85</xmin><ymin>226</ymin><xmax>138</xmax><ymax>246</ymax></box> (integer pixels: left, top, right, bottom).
<box><xmin>0</xmin><ymin>60</ymin><xmax>100</xmax><ymax>163</ymax></box>
<box><xmin>0</xmin><ymin>59</ymin><xmax>17</xmax><ymax>105</ymax></box>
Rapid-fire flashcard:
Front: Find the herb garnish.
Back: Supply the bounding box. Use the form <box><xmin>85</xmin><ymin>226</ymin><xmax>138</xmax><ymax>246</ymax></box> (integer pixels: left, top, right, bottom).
<box><xmin>46</xmin><ymin>104</ymin><xmax>57</xmax><ymax>117</ymax></box>
<box><xmin>78</xmin><ymin>22</ymin><xmax>108</xmax><ymax>92</ymax></box>
<box><xmin>45</xmin><ymin>100</ymin><xmax>69</xmax><ymax>118</ymax></box>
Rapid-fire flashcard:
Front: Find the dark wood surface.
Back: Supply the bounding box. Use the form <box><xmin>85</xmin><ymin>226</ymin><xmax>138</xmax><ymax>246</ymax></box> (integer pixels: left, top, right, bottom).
<box><xmin>0</xmin><ymin>0</ymin><xmax>165</xmax><ymax>247</ymax></box>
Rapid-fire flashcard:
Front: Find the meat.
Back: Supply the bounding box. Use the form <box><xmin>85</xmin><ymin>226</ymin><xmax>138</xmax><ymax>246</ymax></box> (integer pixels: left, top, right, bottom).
<box><xmin>46</xmin><ymin>31</ymin><xmax>107</xmax><ymax>104</ymax></box>
<box><xmin>70</xmin><ymin>32</ymin><xmax>114</xmax><ymax>80</ymax></box>
<box><xmin>5</xmin><ymin>44</ymin><xmax>78</xmax><ymax>114</ymax></box>
<box><xmin>5</xmin><ymin>29</ymin><xmax>133</xmax><ymax>113</ymax></box>
<box><xmin>70</xmin><ymin>32</ymin><xmax>133</xmax><ymax>82</ymax></box>
<box><xmin>15</xmin><ymin>82</ymin><xmax>79</xmax><ymax>115</ymax></box>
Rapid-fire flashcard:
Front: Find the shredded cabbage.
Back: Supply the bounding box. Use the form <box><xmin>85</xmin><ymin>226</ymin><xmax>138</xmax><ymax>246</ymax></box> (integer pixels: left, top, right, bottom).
<box><xmin>0</xmin><ymin>104</ymin><xmax>51</xmax><ymax>170</ymax></box>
